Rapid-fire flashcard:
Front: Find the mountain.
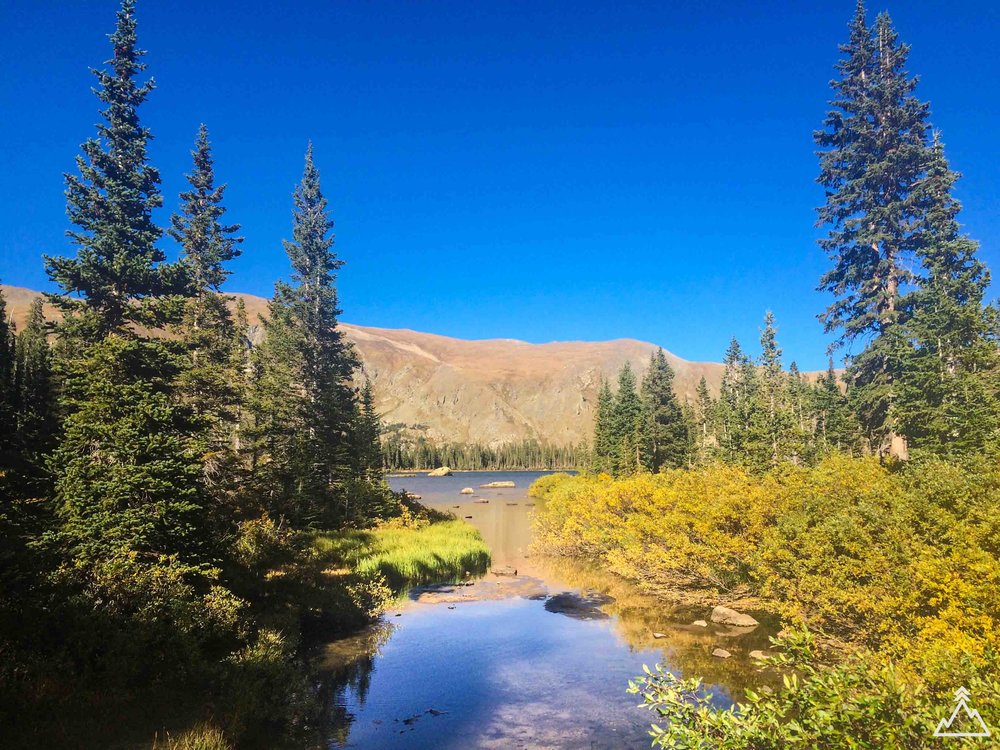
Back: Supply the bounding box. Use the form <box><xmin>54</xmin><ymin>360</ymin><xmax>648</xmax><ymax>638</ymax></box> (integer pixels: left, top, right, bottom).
<box><xmin>0</xmin><ymin>284</ymin><xmax>798</xmax><ymax>447</ymax></box>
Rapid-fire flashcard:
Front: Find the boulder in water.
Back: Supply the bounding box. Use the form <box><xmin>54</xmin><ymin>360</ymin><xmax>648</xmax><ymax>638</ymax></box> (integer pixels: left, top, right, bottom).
<box><xmin>460</xmin><ymin>487</ymin><xmax>474</xmax><ymax>494</ymax></box>
<box><xmin>710</xmin><ymin>605</ymin><xmax>759</xmax><ymax>627</ymax></box>
<box><xmin>480</xmin><ymin>480</ymin><xmax>516</xmax><ymax>488</ymax></box>
<box><xmin>427</xmin><ymin>466</ymin><xmax>453</xmax><ymax>477</ymax></box>
<box><xmin>692</xmin><ymin>619</ymin><xmax>708</xmax><ymax>627</ymax></box>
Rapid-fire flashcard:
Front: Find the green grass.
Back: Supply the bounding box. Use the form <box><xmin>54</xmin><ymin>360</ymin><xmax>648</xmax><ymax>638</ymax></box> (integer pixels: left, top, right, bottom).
<box><xmin>310</xmin><ymin>519</ymin><xmax>491</xmax><ymax>592</ymax></box>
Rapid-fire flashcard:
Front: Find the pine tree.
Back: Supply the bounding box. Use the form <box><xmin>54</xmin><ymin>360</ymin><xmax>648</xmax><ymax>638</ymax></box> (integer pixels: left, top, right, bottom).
<box><xmin>0</xmin><ymin>286</ymin><xmax>15</xmax><ymax>485</ymax></box>
<box><xmin>694</xmin><ymin>376</ymin><xmax>717</xmax><ymax>464</ymax></box>
<box><xmin>640</xmin><ymin>348</ymin><xmax>689</xmax><ymax>471</ymax></box>
<box><xmin>611</xmin><ymin>361</ymin><xmax>644</xmax><ymax>475</ymax></box>
<box><xmin>356</xmin><ymin>377</ymin><xmax>384</xmax><ymax>482</ymax></box>
<box><xmin>895</xmin><ymin>136</ymin><xmax>1000</xmax><ymax>455</ymax></box>
<box><xmin>170</xmin><ymin>125</ymin><xmax>244</xmax><ymax>488</ymax></box>
<box><xmin>44</xmin><ymin>0</ymin><xmax>184</xmax><ymax>340</ymax></box>
<box><xmin>815</xmin><ymin>357</ymin><xmax>860</xmax><ymax>455</ymax></box>
<box><xmin>249</xmin><ymin>145</ymin><xmax>360</xmax><ymax>524</ymax></box>
<box><xmin>592</xmin><ymin>377</ymin><xmax>615</xmax><ymax>472</ymax></box>
<box><xmin>717</xmin><ymin>337</ymin><xmax>765</xmax><ymax>469</ymax></box>
<box><xmin>816</xmin><ymin>4</ymin><xmax>928</xmax><ymax>453</ymax></box>
<box><xmin>758</xmin><ymin>312</ymin><xmax>794</xmax><ymax>467</ymax></box>
<box><xmin>11</xmin><ymin>300</ymin><xmax>57</xmax><ymax>496</ymax></box>
<box><xmin>42</xmin><ymin>1</ymin><xmax>220</xmax><ymax>645</ymax></box>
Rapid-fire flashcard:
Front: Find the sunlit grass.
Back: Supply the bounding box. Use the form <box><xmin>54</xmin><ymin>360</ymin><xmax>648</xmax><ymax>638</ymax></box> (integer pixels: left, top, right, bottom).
<box><xmin>310</xmin><ymin>520</ymin><xmax>491</xmax><ymax>592</ymax></box>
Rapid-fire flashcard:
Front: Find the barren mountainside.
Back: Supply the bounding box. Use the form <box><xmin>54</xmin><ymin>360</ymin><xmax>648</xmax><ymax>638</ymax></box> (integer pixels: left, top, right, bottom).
<box><xmin>4</xmin><ymin>284</ymin><xmax>766</xmax><ymax>446</ymax></box>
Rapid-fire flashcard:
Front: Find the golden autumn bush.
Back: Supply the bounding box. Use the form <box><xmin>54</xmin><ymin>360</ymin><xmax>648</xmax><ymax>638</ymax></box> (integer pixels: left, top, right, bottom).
<box><xmin>531</xmin><ymin>454</ymin><xmax>1000</xmax><ymax>688</ymax></box>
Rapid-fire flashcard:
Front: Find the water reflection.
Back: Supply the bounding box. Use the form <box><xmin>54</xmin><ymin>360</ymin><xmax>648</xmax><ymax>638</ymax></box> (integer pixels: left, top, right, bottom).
<box><xmin>314</xmin><ymin>472</ymin><xmax>778</xmax><ymax>749</ymax></box>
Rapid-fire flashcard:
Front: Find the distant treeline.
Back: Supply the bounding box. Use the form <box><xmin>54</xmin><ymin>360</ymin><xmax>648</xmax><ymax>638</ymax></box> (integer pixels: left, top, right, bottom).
<box><xmin>383</xmin><ymin>437</ymin><xmax>587</xmax><ymax>471</ymax></box>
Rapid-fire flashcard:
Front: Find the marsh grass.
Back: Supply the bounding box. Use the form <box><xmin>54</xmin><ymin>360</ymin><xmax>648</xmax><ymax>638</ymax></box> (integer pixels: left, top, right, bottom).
<box><xmin>310</xmin><ymin>520</ymin><xmax>491</xmax><ymax>592</ymax></box>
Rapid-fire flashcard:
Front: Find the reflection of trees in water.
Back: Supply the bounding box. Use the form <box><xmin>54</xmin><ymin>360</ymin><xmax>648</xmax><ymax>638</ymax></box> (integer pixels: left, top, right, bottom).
<box><xmin>535</xmin><ymin>556</ymin><xmax>781</xmax><ymax>701</ymax></box>
<box><xmin>312</xmin><ymin>621</ymin><xmax>395</xmax><ymax>747</ymax></box>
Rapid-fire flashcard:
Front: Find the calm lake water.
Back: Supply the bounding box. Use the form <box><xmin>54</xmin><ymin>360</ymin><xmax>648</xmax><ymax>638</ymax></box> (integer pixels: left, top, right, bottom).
<box><xmin>319</xmin><ymin>471</ymin><xmax>776</xmax><ymax>749</ymax></box>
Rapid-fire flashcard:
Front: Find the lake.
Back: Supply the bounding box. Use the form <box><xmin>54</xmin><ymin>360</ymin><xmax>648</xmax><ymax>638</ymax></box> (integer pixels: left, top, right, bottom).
<box><xmin>319</xmin><ymin>471</ymin><xmax>776</xmax><ymax>749</ymax></box>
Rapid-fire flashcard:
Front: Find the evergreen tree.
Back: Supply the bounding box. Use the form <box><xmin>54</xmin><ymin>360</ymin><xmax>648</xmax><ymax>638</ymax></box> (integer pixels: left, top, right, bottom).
<box><xmin>11</xmin><ymin>300</ymin><xmax>57</xmax><ymax>495</ymax></box>
<box><xmin>815</xmin><ymin>357</ymin><xmax>860</xmax><ymax>454</ymax></box>
<box><xmin>815</xmin><ymin>3</ymin><xmax>987</xmax><ymax>457</ymax></box>
<box><xmin>640</xmin><ymin>348</ymin><xmax>689</xmax><ymax>471</ymax></box>
<box><xmin>170</xmin><ymin>125</ymin><xmax>244</xmax><ymax>487</ymax></box>
<box><xmin>717</xmin><ymin>337</ymin><xmax>765</xmax><ymax>469</ymax></box>
<box><xmin>356</xmin><ymin>377</ymin><xmax>384</xmax><ymax>482</ymax></box>
<box><xmin>758</xmin><ymin>312</ymin><xmax>794</xmax><ymax>467</ymax></box>
<box><xmin>611</xmin><ymin>361</ymin><xmax>644</xmax><ymax>475</ymax></box>
<box><xmin>0</xmin><ymin>286</ymin><xmax>15</xmax><ymax>485</ymax></box>
<box><xmin>693</xmin><ymin>376</ymin><xmax>717</xmax><ymax>464</ymax></box>
<box><xmin>249</xmin><ymin>145</ymin><xmax>360</xmax><ymax>524</ymax></box>
<box><xmin>592</xmin><ymin>377</ymin><xmax>615</xmax><ymax>472</ymax></box>
<box><xmin>40</xmin><ymin>2</ymin><xmax>223</xmax><ymax>665</ymax></box>
<box><xmin>785</xmin><ymin>361</ymin><xmax>813</xmax><ymax>459</ymax></box>
<box><xmin>44</xmin><ymin>0</ymin><xmax>184</xmax><ymax>340</ymax></box>
<box><xmin>895</xmin><ymin>136</ymin><xmax>1000</xmax><ymax>455</ymax></box>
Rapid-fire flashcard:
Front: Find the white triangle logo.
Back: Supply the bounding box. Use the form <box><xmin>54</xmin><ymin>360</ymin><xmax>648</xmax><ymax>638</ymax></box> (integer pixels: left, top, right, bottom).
<box><xmin>934</xmin><ymin>687</ymin><xmax>991</xmax><ymax>738</ymax></box>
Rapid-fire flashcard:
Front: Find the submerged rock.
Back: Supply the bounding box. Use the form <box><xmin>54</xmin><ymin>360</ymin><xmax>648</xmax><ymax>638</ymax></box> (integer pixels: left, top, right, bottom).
<box><xmin>427</xmin><ymin>466</ymin><xmax>453</xmax><ymax>477</ymax></box>
<box><xmin>712</xmin><ymin>648</ymin><xmax>732</xmax><ymax>659</ymax></box>
<box><xmin>749</xmin><ymin>649</ymin><xmax>767</xmax><ymax>659</ymax></box>
<box><xmin>544</xmin><ymin>591</ymin><xmax>613</xmax><ymax>621</ymax></box>
<box><xmin>480</xmin><ymin>480</ymin><xmax>516</xmax><ymax>488</ymax></box>
<box><xmin>710</xmin><ymin>605</ymin><xmax>759</xmax><ymax>627</ymax></box>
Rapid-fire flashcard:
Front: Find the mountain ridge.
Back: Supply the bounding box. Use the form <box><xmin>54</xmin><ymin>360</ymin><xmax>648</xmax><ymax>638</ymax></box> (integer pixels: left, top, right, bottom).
<box><xmin>0</xmin><ymin>284</ymin><xmax>820</xmax><ymax>447</ymax></box>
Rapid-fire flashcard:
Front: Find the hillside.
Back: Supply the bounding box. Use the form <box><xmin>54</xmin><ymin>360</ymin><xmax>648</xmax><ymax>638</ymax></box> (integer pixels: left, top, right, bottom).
<box><xmin>3</xmin><ymin>284</ymin><xmax>766</xmax><ymax>447</ymax></box>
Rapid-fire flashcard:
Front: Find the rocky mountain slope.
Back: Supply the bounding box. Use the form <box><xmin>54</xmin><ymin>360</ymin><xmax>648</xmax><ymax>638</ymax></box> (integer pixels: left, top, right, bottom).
<box><xmin>2</xmin><ymin>284</ymin><xmax>755</xmax><ymax>446</ymax></box>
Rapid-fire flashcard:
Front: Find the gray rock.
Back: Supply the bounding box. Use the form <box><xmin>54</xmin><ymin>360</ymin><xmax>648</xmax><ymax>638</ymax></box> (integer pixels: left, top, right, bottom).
<box><xmin>460</xmin><ymin>487</ymin><xmax>474</xmax><ymax>494</ymax></box>
<box><xmin>749</xmin><ymin>649</ymin><xmax>767</xmax><ymax>659</ymax></box>
<box><xmin>692</xmin><ymin>619</ymin><xmax>708</xmax><ymax>627</ymax></box>
<box><xmin>710</xmin><ymin>605</ymin><xmax>759</xmax><ymax>627</ymax></box>
<box><xmin>480</xmin><ymin>480</ymin><xmax>516</xmax><ymax>488</ymax></box>
<box><xmin>427</xmin><ymin>466</ymin><xmax>453</xmax><ymax>477</ymax></box>
<box><xmin>712</xmin><ymin>648</ymin><xmax>732</xmax><ymax>659</ymax></box>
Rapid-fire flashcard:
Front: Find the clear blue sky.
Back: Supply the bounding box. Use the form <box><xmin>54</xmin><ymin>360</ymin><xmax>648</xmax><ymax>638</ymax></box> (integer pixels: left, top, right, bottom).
<box><xmin>2</xmin><ymin>1</ymin><xmax>998</xmax><ymax>370</ymax></box>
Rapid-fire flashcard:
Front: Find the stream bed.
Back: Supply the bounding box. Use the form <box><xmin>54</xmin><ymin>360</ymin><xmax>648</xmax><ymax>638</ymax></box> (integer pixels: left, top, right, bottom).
<box><xmin>319</xmin><ymin>471</ymin><xmax>777</xmax><ymax>749</ymax></box>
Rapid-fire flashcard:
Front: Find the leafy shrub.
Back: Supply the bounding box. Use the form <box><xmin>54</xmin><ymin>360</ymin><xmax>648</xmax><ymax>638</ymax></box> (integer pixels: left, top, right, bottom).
<box><xmin>630</xmin><ymin>628</ymin><xmax>1000</xmax><ymax>749</ymax></box>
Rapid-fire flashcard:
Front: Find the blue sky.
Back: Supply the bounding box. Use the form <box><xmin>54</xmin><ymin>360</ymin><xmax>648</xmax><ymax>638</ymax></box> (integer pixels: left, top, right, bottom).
<box><xmin>2</xmin><ymin>0</ymin><xmax>998</xmax><ymax>370</ymax></box>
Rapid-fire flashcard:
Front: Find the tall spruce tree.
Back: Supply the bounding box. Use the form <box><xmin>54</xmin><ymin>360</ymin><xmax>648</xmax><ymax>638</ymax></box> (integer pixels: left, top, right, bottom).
<box><xmin>611</xmin><ymin>362</ymin><xmax>644</xmax><ymax>475</ymax></box>
<box><xmin>356</xmin><ymin>377</ymin><xmax>384</xmax><ymax>482</ymax></box>
<box><xmin>717</xmin><ymin>337</ymin><xmax>765</xmax><ymax>469</ymax></box>
<box><xmin>251</xmin><ymin>145</ymin><xmax>360</xmax><ymax>524</ymax></box>
<box><xmin>0</xmin><ymin>286</ymin><xmax>15</xmax><ymax>485</ymax></box>
<box><xmin>11</xmin><ymin>300</ymin><xmax>57</xmax><ymax>496</ymax></box>
<box><xmin>170</xmin><ymin>125</ymin><xmax>244</xmax><ymax>487</ymax></box>
<box><xmin>758</xmin><ymin>312</ymin><xmax>794</xmax><ymax>467</ymax></box>
<box><xmin>640</xmin><ymin>348</ymin><xmax>688</xmax><ymax>471</ymax></box>
<box><xmin>895</xmin><ymin>136</ymin><xmax>1000</xmax><ymax>455</ymax></box>
<box><xmin>815</xmin><ymin>3</ymin><xmax>987</xmax><ymax>457</ymax></box>
<box><xmin>42</xmin><ymin>1</ymin><xmax>219</xmax><ymax>639</ymax></box>
<box><xmin>694</xmin><ymin>376</ymin><xmax>717</xmax><ymax>464</ymax></box>
<box><xmin>592</xmin><ymin>377</ymin><xmax>615</xmax><ymax>472</ymax></box>
<box><xmin>815</xmin><ymin>357</ymin><xmax>860</xmax><ymax>455</ymax></box>
<box><xmin>44</xmin><ymin>0</ymin><xmax>184</xmax><ymax>340</ymax></box>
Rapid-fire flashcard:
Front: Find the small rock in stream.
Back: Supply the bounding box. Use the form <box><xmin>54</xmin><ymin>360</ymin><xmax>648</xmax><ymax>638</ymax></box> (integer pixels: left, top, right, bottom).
<box><xmin>712</xmin><ymin>648</ymin><xmax>732</xmax><ymax>659</ymax></box>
